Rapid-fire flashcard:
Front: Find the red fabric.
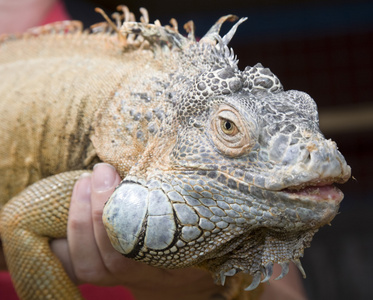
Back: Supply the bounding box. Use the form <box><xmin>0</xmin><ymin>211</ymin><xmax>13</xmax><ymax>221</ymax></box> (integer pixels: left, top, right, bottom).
<box><xmin>40</xmin><ymin>0</ymin><xmax>71</xmax><ymax>25</ymax></box>
<box><xmin>80</xmin><ymin>284</ymin><xmax>135</xmax><ymax>300</ymax></box>
<box><xmin>0</xmin><ymin>272</ymin><xmax>17</xmax><ymax>300</ymax></box>
<box><xmin>1</xmin><ymin>271</ymin><xmax>135</xmax><ymax>300</ymax></box>
<box><xmin>1</xmin><ymin>1</ymin><xmax>135</xmax><ymax>299</ymax></box>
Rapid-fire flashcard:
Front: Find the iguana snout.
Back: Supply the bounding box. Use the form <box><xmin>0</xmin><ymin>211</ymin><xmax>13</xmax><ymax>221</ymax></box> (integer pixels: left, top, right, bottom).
<box><xmin>267</xmin><ymin>132</ymin><xmax>351</xmax><ymax>191</ymax></box>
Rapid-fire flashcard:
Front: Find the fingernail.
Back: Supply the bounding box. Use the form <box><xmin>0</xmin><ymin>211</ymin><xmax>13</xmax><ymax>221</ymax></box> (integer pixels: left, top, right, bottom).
<box><xmin>72</xmin><ymin>173</ymin><xmax>91</xmax><ymax>202</ymax></box>
<box><xmin>92</xmin><ymin>163</ymin><xmax>117</xmax><ymax>192</ymax></box>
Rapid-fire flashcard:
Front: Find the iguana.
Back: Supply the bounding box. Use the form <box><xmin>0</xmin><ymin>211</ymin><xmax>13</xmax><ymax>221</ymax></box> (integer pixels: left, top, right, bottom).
<box><xmin>0</xmin><ymin>5</ymin><xmax>351</xmax><ymax>300</ymax></box>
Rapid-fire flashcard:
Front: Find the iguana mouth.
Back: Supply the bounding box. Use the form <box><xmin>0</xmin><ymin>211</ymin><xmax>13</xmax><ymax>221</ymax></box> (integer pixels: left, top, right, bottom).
<box><xmin>275</xmin><ymin>181</ymin><xmax>344</xmax><ymax>230</ymax></box>
<box><xmin>282</xmin><ymin>184</ymin><xmax>344</xmax><ymax>204</ymax></box>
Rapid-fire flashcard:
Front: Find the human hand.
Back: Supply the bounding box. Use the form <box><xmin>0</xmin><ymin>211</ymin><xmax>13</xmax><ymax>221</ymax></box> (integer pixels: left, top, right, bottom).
<box><xmin>51</xmin><ymin>163</ymin><xmax>229</xmax><ymax>300</ymax></box>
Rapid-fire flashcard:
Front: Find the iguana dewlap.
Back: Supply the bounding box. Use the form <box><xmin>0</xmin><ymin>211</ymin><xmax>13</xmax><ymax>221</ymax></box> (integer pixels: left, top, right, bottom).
<box><xmin>0</xmin><ymin>6</ymin><xmax>351</xmax><ymax>300</ymax></box>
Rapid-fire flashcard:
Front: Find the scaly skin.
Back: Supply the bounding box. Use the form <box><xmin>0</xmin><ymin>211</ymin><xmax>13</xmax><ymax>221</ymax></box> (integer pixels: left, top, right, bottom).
<box><xmin>1</xmin><ymin>171</ymin><xmax>85</xmax><ymax>299</ymax></box>
<box><xmin>0</xmin><ymin>6</ymin><xmax>350</xmax><ymax>300</ymax></box>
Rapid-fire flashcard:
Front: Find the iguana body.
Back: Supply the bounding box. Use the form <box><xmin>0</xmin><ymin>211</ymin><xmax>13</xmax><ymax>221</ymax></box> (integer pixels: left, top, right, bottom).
<box><xmin>0</xmin><ymin>7</ymin><xmax>350</xmax><ymax>300</ymax></box>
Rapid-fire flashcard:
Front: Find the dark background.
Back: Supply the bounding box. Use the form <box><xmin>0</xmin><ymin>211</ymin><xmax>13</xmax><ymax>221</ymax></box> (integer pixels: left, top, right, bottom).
<box><xmin>65</xmin><ymin>1</ymin><xmax>373</xmax><ymax>299</ymax></box>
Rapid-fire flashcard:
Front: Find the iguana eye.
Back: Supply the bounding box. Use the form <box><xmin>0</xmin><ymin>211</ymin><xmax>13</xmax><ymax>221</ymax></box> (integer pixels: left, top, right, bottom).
<box><xmin>211</xmin><ymin>104</ymin><xmax>253</xmax><ymax>157</ymax></box>
<box><xmin>220</xmin><ymin>119</ymin><xmax>238</xmax><ymax>135</ymax></box>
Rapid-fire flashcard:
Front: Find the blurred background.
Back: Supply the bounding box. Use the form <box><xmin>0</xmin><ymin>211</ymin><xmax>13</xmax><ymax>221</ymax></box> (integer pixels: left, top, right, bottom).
<box><xmin>65</xmin><ymin>0</ymin><xmax>373</xmax><ymax>299</ymax></box>
<box><xmin>3</xmin><ymin>0</ymin><xmax>373</xmax><ymax>299</ymax></box>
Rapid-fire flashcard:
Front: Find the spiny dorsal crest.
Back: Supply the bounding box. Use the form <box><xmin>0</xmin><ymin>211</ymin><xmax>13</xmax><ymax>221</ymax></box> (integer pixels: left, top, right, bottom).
<box><xmin>98</xmin><ymin>7</ymin><xmax>282</xmax><ymax>94</ymax></box>
<box><xmin>0</xmin><ymin>6</ymin><xmax>283</xmax><ymax>98</ymax></box>
<box><xmin>93</xmin><ymin>6</ymin><xmax>284</xmax><ymax>112</ymax></box>
<box><xmin>96</xmin><ymin>6</ymin><xmax>244</xmax><ymax>66</ymax></box>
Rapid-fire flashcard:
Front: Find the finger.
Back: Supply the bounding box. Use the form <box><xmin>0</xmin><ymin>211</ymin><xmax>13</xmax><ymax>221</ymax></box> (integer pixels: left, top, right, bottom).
<box><xmin>90</xmin><ymin>163</ymin><xmax>126</xmax><ymax>276</ymax></box>
<box><xmin>50</xmin><ymin>239</ymin><xmax>77</xmax><ymax>284</ymax></box>
<box><xmin>67</xmin><ymin>173</ymin><xmax>109</xmax><ymax>284</ymax></box>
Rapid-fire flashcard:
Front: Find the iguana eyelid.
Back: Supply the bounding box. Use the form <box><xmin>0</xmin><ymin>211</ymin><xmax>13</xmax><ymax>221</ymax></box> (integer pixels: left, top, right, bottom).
<box><xmin>211</xmin><ymin>105</ymin><xmax>253</xmax><ymax>157</ymax></box>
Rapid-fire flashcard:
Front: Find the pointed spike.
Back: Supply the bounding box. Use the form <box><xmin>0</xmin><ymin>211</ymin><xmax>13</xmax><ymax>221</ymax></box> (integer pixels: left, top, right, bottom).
<box><xmin>224</xmin><ymin>268</ymin><xmax>237</xmax><ymax>276</ymax></box>
<box><xmin>95</xmin><ymin>7</ymin><xmax>119</xmax><ymax>32</ymax></box>
<box><xmin>139</xmin><ymin>7</ymin><xmax>149</xmax><ymax>24</ymax></box>
<box><xmin>154</xmin><ymin>19</ymin><xmax>162</xmax><ymax>26</ymax></box>
<box><xmin>254</xmin><ymin>62</ymin><xmax>264</xmax><ymax>68</ymax></box>
<box><xmin>220</xmin><ymin>271</ymin><xmax>226</xmax><ymax>286</ymax></box>
<box><xmin>169</xmin><ymin>18</ymin><xmax>179</xmax><ymax>33</ymax></box>
<box><xmin>111</xmin><ymin>12</ymin><xmax>122</xmax><ymax>29</ymax></box>
<box><xmin>261</xmin><ymin>262</ymin><xmax>274</xmax><ymax>283</ymax></box>
<box><xmin>183</xmin><ymin>20</ymin><xmax>195</xmax><ymax>41</ymax></box>
<box><xmin>200</xmin><ymin>14</ymin><xmax>238</xmax><ymax>44</ymax></box>
<box><xmin>95</xmin><ymin>7</ymin><xmax>127</xmax><ymax>45</ymax></box>
<box><xmin>222</xmin><ymin>17</ymin><xmax>247</xmax><ymax>45</ymax></box>
<box><xmin>117</xmin><ymin>5</ymin><xmax>130</xmax><ymax>22</ymax></box>
<box><xmin>224</xmin><ymin>44</ymin><xmax>230</xmax><ymax>57</ymax></box>
<box><xmin>293</xmin><ymin>259</ymin><xmax>307</xmax><ymax>279</ymax></box>
<box><xmin>129</xmin><ymin>12</ymin><xmax>136</xmax><ymax>22</ymax></box>
<box><xmin>244</xmin><ymin>272</ymin><xmax>262</xmax><ymax>291</ymax></box>
<box><xmin>275</xmin><ymin>261</ymin><xmax>290</xmax><ymax>281</ymax></box>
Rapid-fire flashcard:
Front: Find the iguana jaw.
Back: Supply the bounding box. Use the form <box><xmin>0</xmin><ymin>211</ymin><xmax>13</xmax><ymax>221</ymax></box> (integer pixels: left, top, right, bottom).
<box><xmin>276</xmin><ymin>183</ymin><xmax>343</xmax><ymax>229</ymax></box>
<box><xmin>282</xmin><ymin>183</ymin><xmax>343</xmax><ymax>204</ymax></box>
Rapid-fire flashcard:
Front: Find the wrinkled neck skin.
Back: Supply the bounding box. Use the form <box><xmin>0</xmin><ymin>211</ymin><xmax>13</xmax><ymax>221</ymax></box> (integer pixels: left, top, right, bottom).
<box><xmin>102</xmin><ymin>37</ymin><xmax>351</xmax><ymax>290</ymax></box>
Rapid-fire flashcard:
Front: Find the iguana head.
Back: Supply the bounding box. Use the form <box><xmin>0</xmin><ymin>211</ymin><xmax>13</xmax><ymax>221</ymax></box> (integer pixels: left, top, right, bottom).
<box><xmin>102</xmin><ymin>13</ymin><xmax>351</xmax><ymax>290</ymax></box>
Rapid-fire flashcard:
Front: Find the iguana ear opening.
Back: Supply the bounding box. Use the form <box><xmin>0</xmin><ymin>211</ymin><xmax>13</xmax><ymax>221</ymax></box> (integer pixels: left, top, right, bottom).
<box><xmin>210</xmin><ymin>104</ymin><xmax>253</xmax><ymax>157</ymax></box>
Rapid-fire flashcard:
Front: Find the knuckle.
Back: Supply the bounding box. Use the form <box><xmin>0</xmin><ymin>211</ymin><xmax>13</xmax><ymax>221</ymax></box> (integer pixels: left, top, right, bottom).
<box><xmin>92</xmin><ymin>207</ymin><xmax>103</xmax><ymax>224</ymax></box>
<box><xmin>68</xmin><ymin>215</ymin><xmax>90</xmax><ymax>232</ymax></box>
